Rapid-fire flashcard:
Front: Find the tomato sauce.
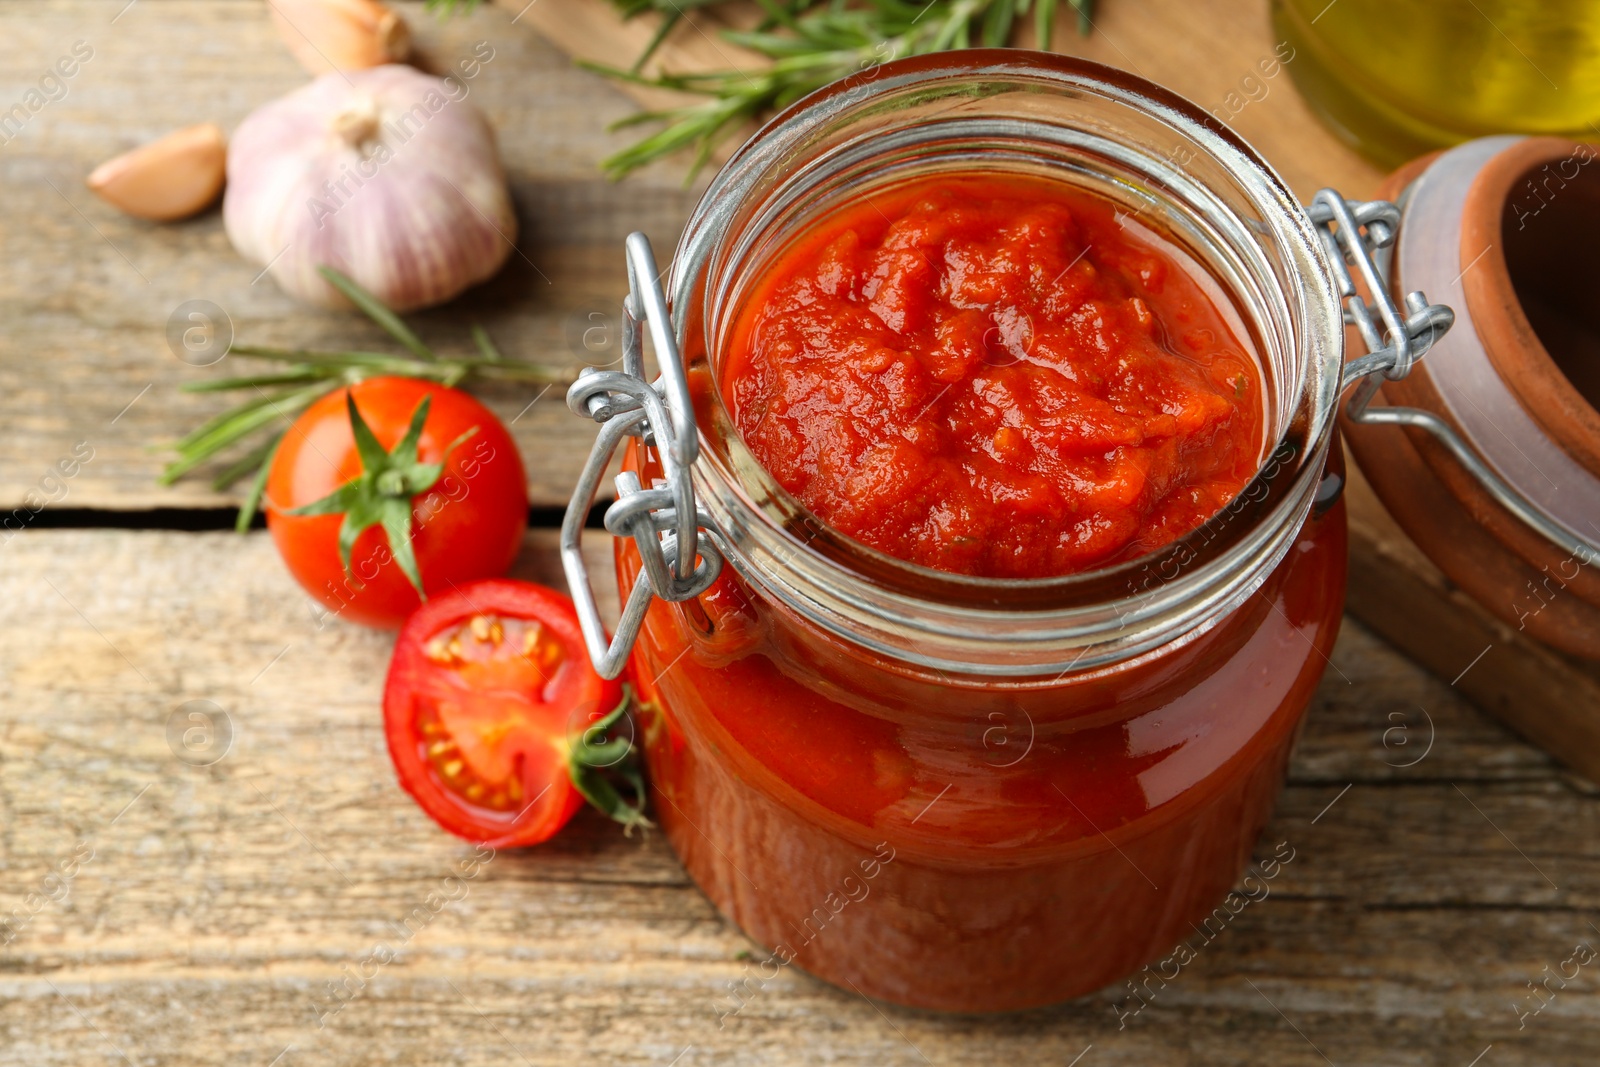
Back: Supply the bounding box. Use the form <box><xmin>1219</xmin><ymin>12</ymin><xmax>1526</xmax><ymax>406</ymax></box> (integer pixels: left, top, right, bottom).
<box><xmin>722</xmin><ymin>174</ymin><xmax>1265</xmax><ymax>577</ymax></box>
<box><xmin>614</xmin><ymin>170</ymin><xmax>1346</xmax><ymax>1012</ymax></box>
<box><xmin>620</xmin><ymin>483</ymin><xmax>1346</xmax><ymax>1010</ymax></box>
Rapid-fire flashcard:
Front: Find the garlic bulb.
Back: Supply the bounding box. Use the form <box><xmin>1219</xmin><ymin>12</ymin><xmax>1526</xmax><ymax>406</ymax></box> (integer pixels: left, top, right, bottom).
<box><xmin>269</xmin><ymin>0</ymin><xmax>410</xmax><ymax>75</ymax></box>
<box><xmin>224</xmin><ymin>64</ymin><xmax>516</xmax><ymax>311</ymax></box>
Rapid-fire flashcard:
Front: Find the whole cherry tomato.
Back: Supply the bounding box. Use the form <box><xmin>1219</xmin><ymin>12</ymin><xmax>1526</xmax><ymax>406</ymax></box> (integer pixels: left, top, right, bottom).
<box><xmin>265</xmin><ymin>377</ymin><xmax>527</xmax><ymax>628</ymax></box>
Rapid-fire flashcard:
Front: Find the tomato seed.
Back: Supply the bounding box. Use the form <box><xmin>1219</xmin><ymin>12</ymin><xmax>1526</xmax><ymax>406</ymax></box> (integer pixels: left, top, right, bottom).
<box><xmin>411</xmin><ymin>615</ymin><xmax>567</xmax><ymax>814</ymax></box>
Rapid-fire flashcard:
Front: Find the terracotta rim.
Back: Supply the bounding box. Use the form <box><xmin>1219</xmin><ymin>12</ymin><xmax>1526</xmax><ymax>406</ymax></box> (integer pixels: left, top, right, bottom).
<box><xmin>1460</xmin><ymin>136</ymin><xmax>1600</xmax><ymax>475</ymax></box>
<box><xmin>1340</xmin><ymin>144</ymin><xmax>1600</xmax><ymax>659</ymax></box>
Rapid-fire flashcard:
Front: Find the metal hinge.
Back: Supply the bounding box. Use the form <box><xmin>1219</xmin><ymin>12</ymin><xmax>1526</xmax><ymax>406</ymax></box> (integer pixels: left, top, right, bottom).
<box><xmin>559</xmin><ymin>233</ymin><xmax>724</xmax><ymax>680</ymax></box>
<box><xmin>1311</xmin><ymin>188</ymin><xmax>1597</xmax><ymax>561</ymax></box>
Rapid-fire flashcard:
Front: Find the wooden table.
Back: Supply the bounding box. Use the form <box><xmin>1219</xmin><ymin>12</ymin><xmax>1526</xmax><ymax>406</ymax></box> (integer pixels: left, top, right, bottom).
<box><xmin>3</xmin><ymin>2</ymin><xmax>1598</xmax><ymax>1064</ymax></box>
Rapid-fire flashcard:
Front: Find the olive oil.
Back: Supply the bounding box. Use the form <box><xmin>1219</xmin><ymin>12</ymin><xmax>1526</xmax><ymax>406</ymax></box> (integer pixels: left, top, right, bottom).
<box><xmin>1273</xmin><ymin>0</ymin><xmax>1600</xmax><ymax>167</ymax></box>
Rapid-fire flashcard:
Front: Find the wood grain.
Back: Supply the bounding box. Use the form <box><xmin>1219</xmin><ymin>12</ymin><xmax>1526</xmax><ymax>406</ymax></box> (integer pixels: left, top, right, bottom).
<box><xmin>506</xmin><ymin>0</ymin><xmax>1384</xmax><ymax>200</ymax></box>
<box><xmin>0</xmin><ymin>0</ymin><xmax>702</xmax><ymax>512</ymax></box>
<box><xmin>6</xmin><ymin>2</ymin><xmax>1600</xmax><ymax>1065</ymax></box>
<box><xmin>0</xmin><ymin>0</ymin><xmax>1378</xmax><ymax>513</ymax></box>
<box><xmin>1345</xmin><ymin>458</ymin><xmax>1600</xmax><ymax>785</ymax></box>
<box><xmin>4</xmin><ymin>528</ymin><xmax>1600</xmax><ymax>1066</ymax></box>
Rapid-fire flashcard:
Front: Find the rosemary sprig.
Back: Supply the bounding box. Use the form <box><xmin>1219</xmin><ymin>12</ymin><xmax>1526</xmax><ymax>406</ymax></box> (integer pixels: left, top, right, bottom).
<box><xmin>425</xmin><ymin>0</ymin><xmax>1095</xmax><ymax>180</ymax></box>
<box><xmin>586</xmin><ymin>0</ymin><xmax>1095</xmax><ymax>180</ymax></box>
<box><xmin>162</xmin><ymin>266</ymin><xmax>574</xmax><ymax>533</ymax></box>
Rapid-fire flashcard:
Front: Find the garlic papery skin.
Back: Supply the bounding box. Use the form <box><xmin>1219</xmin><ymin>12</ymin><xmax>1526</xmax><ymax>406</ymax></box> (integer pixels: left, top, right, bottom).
<box><xmin>268</xmin><ymin>0</ymin><xmax>410</xmax><ymax>76</ymax></box>
<box><xmin>223</xmin><ymin>65</ymin><xmax>517</xmax><ymax>312</ymax></box>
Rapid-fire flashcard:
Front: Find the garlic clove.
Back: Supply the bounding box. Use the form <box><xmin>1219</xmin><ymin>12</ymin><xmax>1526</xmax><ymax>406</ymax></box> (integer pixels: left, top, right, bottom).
<box><xmin>269</xmin><ymin>0</ymin><xmax>411</xmax><ymax>76</ymax></box>
<box><xmin>86</xmin><ymin>122</ymin><xmax>228</xmax><ymax>222</ymax></box>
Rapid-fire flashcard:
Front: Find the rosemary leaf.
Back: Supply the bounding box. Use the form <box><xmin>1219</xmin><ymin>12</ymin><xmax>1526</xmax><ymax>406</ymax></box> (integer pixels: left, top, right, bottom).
<box><xmin>213</xmin><ymin>430</ymin><xmax>285</xmax><ymax>493</ymax></box>
<box><xmin>426</xmin><ymin>0</ymin><xmax>1098</xmax><ymax>179</ymax></box>
<box><xmin>317</xmin><ymin>267</ymin><xmax>437</xmax><ymax>362</ymax></box>
<box><xmin>471</xmin><ymin>324</ymin><xmax>503</xmax><ymax>363</ymax></box>
<box><xmin>163</xmin><ymin>383</ymin><xmax>334</xmax><ymax>485</ymax></box>
<box><xmin>235</xmin><ymin>433</ymin><xmax>284</xmax><ymax>533</ymax></box>
<box><xmin>588</xmin><ymin>0</ymin><xmax>1093</xmax><ymax>181</ymax></box>
<box><xmin>226</xmin><ymin>346</ymin><xmax>420</xmax><ymax>369</ymax></box>
<box><xmin>180</xmin><ymin>368</ymin><xmax>344</xmax><ymax>393</ymax></box>
<box><xmin>171</xmin><ymin>387</ymin><xmax>307</xmax><ymax>457</ymax></box>
<box><xmin>633</xmin><ymin>10</ymin><xmax>682</xmax><ymax>71</ymax></box>
<box><xmin>162</xmin><ymin>270</ymin><xmax>573</xmax><ymax>515</ymax></box>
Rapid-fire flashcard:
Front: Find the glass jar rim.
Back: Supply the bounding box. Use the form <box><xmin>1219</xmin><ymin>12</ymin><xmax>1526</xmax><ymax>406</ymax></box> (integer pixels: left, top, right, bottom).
<box><xmin>666</xmin><ymin>50</ymin><xmax>1344</xmax><ymax>675</ymax></box>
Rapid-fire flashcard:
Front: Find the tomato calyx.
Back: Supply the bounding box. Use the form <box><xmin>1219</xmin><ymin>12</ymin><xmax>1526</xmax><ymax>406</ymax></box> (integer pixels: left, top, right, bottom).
<box><xmin>287</xmin><ymin>391</ymin><xmax>478</xmax><ymax>597</ymax></box>
<box><xmin>568</xmin><ymin>685</ymin><xmax>653</xmax><ymax>835</ymax></box>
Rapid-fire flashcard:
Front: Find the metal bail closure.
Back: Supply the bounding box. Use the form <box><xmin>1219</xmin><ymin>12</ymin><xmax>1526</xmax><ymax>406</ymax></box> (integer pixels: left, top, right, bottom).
<box><xmin>560</xmin><ymin>232</ymin><xmax>724</xmax><ymax>679</ymax></box>
<box><xmin>1311</xmin><ymin>188</ymin><xmax>1598</xmax><ymax>561</ymax></box>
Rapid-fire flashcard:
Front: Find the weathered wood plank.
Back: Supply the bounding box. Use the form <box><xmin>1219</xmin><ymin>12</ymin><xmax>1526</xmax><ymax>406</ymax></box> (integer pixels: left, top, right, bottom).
<box><xmin>6</xmin><ymin>3</ymin><xmax>1599</xmax><ymax>1065</ymax></box>
<box><xmin>0</xmin><ymin>0</ymin><xmax>699</xmax><ymax>512</ymax></box>
<box><xmin>3</xmin><ymin>528</ymin><xmax>1600</xmax><ymax>1064</ymax></box>
<box><xmin>0</xmin><ymin>0</ymin><xmax>1383</xmax><ymax>514</ymax></box>
<box><xmin>1345</xmin><ymin>459</ymin><xmax>1600</xmax><ymax>786</ymax></box>
<box><xmin>509</xmin><ymin>0</ymin><xmax>1383</xmax><ymax>200</ymax></box>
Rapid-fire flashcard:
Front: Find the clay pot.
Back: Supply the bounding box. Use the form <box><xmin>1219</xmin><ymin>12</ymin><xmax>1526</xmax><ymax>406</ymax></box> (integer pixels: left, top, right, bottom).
<box><xmin>1342</xmin><ymin>135</ymin><xmax>1600</xmax><ymax>658</ymax></box>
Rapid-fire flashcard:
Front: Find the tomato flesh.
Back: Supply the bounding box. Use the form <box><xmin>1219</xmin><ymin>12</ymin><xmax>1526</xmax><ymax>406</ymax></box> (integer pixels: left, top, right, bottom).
<box><xmin>722</xmin><ymin>174</ymin><xmax>1265</xmax><ymax>578</ymax></box>
<box><xmin>418</xmin><ymin>614</ymin><xmax>566</xmax><ymax>811</ymax></box>
<box><xmin>384</xmin><ymin>580</ymin><xmax>621</xmax><ymax>846</ymax></box>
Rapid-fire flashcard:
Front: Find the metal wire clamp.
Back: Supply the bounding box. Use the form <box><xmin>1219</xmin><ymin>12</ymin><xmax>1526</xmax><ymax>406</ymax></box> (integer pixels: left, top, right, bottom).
<box><xmin>1311</xmin><ymin>189</ymin><xmax>1598</xmax><ymax>560</ymax></box>
<box><xmin>562</xmin><ymin>197</ymin><xmax>1587</xmax><ymax>677</ymax></box>
<box><xmin>560</xmin><ymin>233</ymin><xmax>724</xmax><ymax>679</ymax></box>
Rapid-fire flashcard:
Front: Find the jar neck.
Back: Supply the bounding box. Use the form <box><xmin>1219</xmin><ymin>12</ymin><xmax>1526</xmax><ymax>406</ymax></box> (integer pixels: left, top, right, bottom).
<box><xmin>668</xmin><ymin>52</ymin><xmax>1343</xmax><ymax>677</ymax></box>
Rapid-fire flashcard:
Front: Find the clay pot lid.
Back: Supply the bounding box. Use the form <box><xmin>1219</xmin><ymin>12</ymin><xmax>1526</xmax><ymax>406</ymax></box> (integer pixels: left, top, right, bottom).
<box><xmin>1340</xmin><ymin>134</ymin><xmax>1600</xmax><ymax>658</ymax></box>
<box><xmin>1460</xmin><ymin>136</ymin><xmax>1600</xmax><ymax>475</ymax></box>
<box><xmin>1388</xmin><ymin>135</ymin><xmax>1600</xmax><ymax>534</ymax></box>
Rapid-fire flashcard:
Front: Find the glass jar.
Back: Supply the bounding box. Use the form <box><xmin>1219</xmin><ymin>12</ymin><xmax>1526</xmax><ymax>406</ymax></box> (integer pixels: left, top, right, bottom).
<box><xmin>1273</xmin><ymin>0</ymin><xmax>1600</xmax><ymax>167</ymax></box>
<box><xmin>589</xmin><ymin>51</ymin><xmax>1351</xmax><ymax>1012</ymax></box>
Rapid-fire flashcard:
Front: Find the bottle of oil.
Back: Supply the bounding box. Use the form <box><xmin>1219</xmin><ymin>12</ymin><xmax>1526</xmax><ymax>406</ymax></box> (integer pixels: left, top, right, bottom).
<box><xmin>1273</xmin><ymin>0</ymin><xmax>1600</xmax><ymax>167</ymax></box>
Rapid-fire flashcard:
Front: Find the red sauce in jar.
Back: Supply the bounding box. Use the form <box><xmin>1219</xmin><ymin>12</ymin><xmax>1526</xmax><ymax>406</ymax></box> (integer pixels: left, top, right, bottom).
<box><xmin>722</xmin><ymin>173</ymin><xmax>1265</xmax><ymax>577</ymax></box>
<box><xmin>614</xmin><ymin>168</ymin><xmax>1346</xmax><ymax>1013</ymax></box>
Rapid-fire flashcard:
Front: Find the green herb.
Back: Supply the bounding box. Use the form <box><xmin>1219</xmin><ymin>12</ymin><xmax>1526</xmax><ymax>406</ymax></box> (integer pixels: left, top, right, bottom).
<box><xmin>568</xmin><ymin>686</ymin><xmax>653</xmax><ymax>834</ymax></box>
<box><xmin>161</xmin><ymin>265</ymin><xmax>573</xmax><ymax>533</ymax></box>
<box><xmin>426</xmin><ymin>0</ymin><xmax>1095</xmax><ymax>180</ymax></box>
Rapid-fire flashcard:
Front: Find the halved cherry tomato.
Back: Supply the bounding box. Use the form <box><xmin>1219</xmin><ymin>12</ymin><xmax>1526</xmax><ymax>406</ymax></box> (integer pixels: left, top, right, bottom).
<box><xmin>383</xmin><ymin>579</ymin><xmax>623</xmax><ymax>846</ymax></box>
